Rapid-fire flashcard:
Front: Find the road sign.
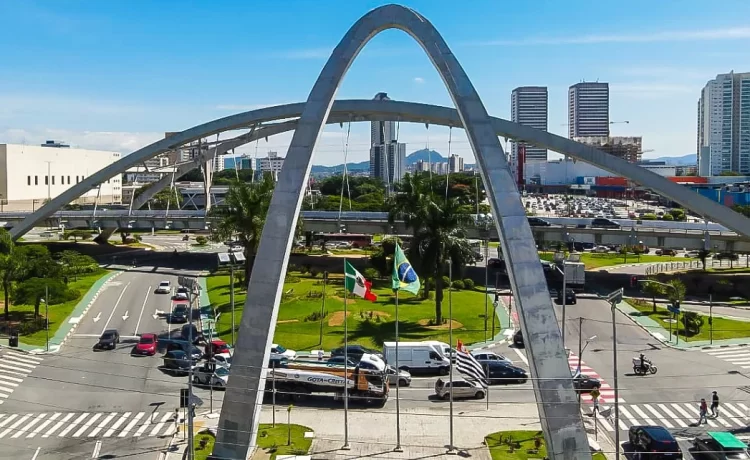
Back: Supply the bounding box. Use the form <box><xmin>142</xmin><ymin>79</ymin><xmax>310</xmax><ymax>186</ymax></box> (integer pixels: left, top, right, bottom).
<box><xmin>667</xmin><ymin>305</ymin><xmax>680</xmax><ymax>314</ymax></box>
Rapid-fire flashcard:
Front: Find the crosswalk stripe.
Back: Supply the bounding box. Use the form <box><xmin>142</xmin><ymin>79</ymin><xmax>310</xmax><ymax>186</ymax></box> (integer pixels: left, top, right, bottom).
<box><xmin>594</xmin><ymin>414</ymin><xmax>613</xmax><ymax>432</ymax></box>
<box><xmin>619</xmin><ymin>407</ymin><xmax>639</xmax><ymax>426</ymax></box>
<box><xmin>72</xmin><ymin>413</ymin><xmax>102</xmax><ymax>437</ymax></box>
<box><xmin>12</xmin><ymin>413</ymin><xmax>44</xmax><ymax>439</ymax></box>
<box><xmin>0</xmin><ymin>414</ymin><xmax>31</xmax><ymax>438</ymax></box>
<box><xmin>724</xmin><ymin>403</ymin><xmax>747</xmax><ymax>420</ymax></box>
<box><xmin>29</xmin><ymin>413</ymin><xmax>60</xmax><ymax>438</ymax></box>
<box><xmin>643</xmin><ymin>405</ymin><xmax>672</xmax><ymax>428</ymax></box>
<box><xmin>133</xmin><ymin>413</ymin><xmax>156</xmax><ymax>437</ymax></box>
<box><xmin>670</xmin><ymin>403</ymin><xmax>694</xmax><ymax>425</ymax></box>
<box><xmin>0</xmin><ymin>414</ymin><xmax>17</xmax><ymax>429</ymax></box>
<box><xmin>0</xmin><ymin>364</ymin><xmax>28</xmax><ymax>376</ymax></box>
<box><xmin>59</xmin><ymin>413</ymin><xmax>89</xmax><ymax>438</ymax></box>
<box><xmin>631</xmin><ymin>405</ymin><xmax>656</xmax><ymax>425</ymax></box>
<box><xmin>149</xmin><ymin>412</ymin><xmax>173</xmax><ymax>437</ymax></box>
<box><xmin>1</xmin><ymin>352</ymin><xmax>44</xmax><ymax>363</ymax></box>
<box><xmin>722</xmin><ymin>403</ymin><xmax>746</xmax><ymax>425</ymax></box>
<box><xmin>1</xmin><ymin>355</ymin><xmax>39</xmax><ymax>369</ymax></box>
<box><xmin>104</xmin><ymin>412</ymin><xmax>131</xmax><ymax>438</ymax></box>
<box><xmin>738</xmin><ymin>403</ymin><xmax>750</xmax><ymax>416</ymax></box>
<box><xmin>89</xmin><ymin>413</ymin><xmax>117</xmax><ymax>437</ymax></box>
<box><xmin>43</xmin><ymin>413</ymin><xmax>74</xmax><ymax>438</ymax></box>
<box><xmin>658</xmin><ymin>404</ymin><xmax>687</xmax><ymax>428</ymax></box>
<box><xmin>683</xmin><ymin>404</ymin><xmax>719</xmax><ymax>427</ymax></box>
<box><xmin>0</xmin><ymin>375</ymin><xmax>21</xmax><ymax>385</ymax></box>
<box><xmin>118</xmin><ymin>412</ymin><xmax>144</xmax><ymax>437</ymax></box>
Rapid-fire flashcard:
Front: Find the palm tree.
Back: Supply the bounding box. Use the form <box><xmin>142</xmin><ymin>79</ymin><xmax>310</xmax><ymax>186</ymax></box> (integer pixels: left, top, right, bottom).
<box><xmin>213</xmin><ymin>173</ymin><xmax>276</xmax><ymax>284</ymax></box>
<box><xmin>389</xmin><ymin>173</ymin><xmax>475</xmax><ymax>323</ymax></box>
<box><xmin>0</xmin><ymin>229</ymin><xmax>25</xmax><ymax>322</ymax></box>
<box><xmin>641</xmin><ymin>278</ymin><xmax>664</xmax><ymax>313</ymax></box>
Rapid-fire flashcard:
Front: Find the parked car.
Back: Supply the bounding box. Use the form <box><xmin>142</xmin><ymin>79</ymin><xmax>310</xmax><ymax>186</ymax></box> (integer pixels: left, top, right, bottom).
<box><xmin>132</xmin><ymin>333</ymin><xmax>157</xmax><ymax>356</ymax></box>
<box><xmin>155</xmin><ymin>281</ymin><xmax>171</xmax><ymax>294</ymax></box>
<box><xmin>572</xmin><ymin>372</ymin><xmax>601</xmax><ymax>392</ymax></box>
<box><xmin>656</xmin><ymin>249</ymin><xmax>678</xmax><ymax>256</ymax></box>
<box><xmin>487</xmin><ymin>258</ymin><xmax>506</xmax><ymax>270</ymax></box>
<box><xmin>166</xmin><ymin>341</ymin><xmax>203</xmax><ymax>360</ymax></box>
<box><xmin>180</xmin><ymin>323</ymin><xmax>202</xmax><ymax>343</ymax></box>
<box><xmin>692</xmin><ymin>431</ymin><xmax>747</xmax><ymax>460</ymax></box>
<box><xmin>326</xmin><ymin>356</ymin><xmax>357</xmax><ymax>367</ymax></box>
<box><xmin>434</xmin><ymin>378</ymin><xmax>485</xmax><ymax>400</ymax></box>
<box><xmin>193</xmin><ymin>364</ymin><xmax>230</xmax><ymax>389</ymax></box>
<box><xmin>205</xmin><ymin>340</ymin><xmax>232</xmax><ymax>359</ymax></box>
<box><xmin>163</xmin><ymin>350</ymin><xmax>193</xmax><ymax>374</ymax></box>
<box><xmin>591</xmin><ymin>218</ymin><xmax>620</xmax><ymax>229</ymax></box>
<box><xmin>471</xmin><ymin>351</ymin><xmax>512</xmax><ymax>364</ymax></box>
<box><xmin>483</xmin><ymin>361</ymin><xmax>528</xmax><ymax>385</ymax></box>
<box><xmin>270</xmin><ymin>343</ymin><xmax>297</xmax><ymax>360</ymax></box>
<box><xmin>628</xmin><ymin>425</ymin><xmax>682</xmax><ymax>459</ymax></box>
<box><xmin>94</xmin><ymin>329</ymin><xmax>120</xmax><ymax>350</ymax></box>
<box><xmin>385</xmin><ymin>365</ymin><xmax>412</xmax><ymax>386</ymax></box>
<box><xmin>331</xmin><ymin>344</ymin><xmax>381</xmax><ymax>361</ymax></box>
<box><xmin>171</xmin><ymin>304</ymin><xmax>189</xmax><ymax>323</ymax></box>
<box><xmin>716</xmin><ymin>252</ymin><xmax>739</xmax><ymax>261</ymax></box>
<box><xmin>557</xmin><ymin>288</ymin><xmax>577</xmax><ymax>305</ymax></box>
<box><xmin>527</xmin><ymin>217</ymin><xmax>551</xmax><ymax>227</ymax></box>
<box><xmin>513</xmin><ymin>330</ymin><xmax>524</xmax><ymax>348</ymax></box>
<box><xmin>593</xmin><ymin>245</ymin><xmax>610</xmax><ymax>254</ymax></box>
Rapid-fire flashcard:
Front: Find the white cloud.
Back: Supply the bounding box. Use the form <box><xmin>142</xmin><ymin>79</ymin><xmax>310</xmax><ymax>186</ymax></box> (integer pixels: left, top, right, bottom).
<box><xmin>1</xmin><ymin>128</ymin><xmax>163</xmax><ymax>154</ymax></box>
<box><xmin>470</xmin><ymin>27</ymin><xmax>750</xmax><ymax>46</ymax></box>
<box><xmin>413</xmin><ymin>77</ymin><xmax>425</xmax><ymax>84</ymax></box>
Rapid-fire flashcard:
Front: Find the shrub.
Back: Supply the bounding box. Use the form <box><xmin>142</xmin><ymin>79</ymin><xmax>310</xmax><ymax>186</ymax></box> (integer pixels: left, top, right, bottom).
<box><xmin>363</xmin><ymin>268</ymin><xmax>379</xmax><ymax>281</ymax></box>
<box><xmin>285</xmin><ymin>275</ymin><xmax>301</xmax><ymax>284</ymax></box>
<box><xmin>451</xmin><ymin>280</ymin><xmax>465</xmax><ymax>290</ymax></box>
<box><xmin>195</xmin><ymin>235</ymin><xmax>208</xmax><ymax>245</ymax></box>
<box><xmin>463</xmin><ymin>278</ymin><xmax>475</xmax><ymax>289</ymax></box>
<box><xmin>309</xmin><ymin>268</ymin><xmax>320</xmax><ymax>278</ymax></box>
<box><xmin>442</xmin><ymin>276</ymin><xmax>451</xmax><ymax>287</ymax></box>
<box><xmin>641</xmin><ymin>213</ymin><xmax>657</xmax><ymax>220</ymax></box>
<box><xmin>681</xmin><ymin>311</ymin><xmax>704</xmax><ymax>334</ymax></box>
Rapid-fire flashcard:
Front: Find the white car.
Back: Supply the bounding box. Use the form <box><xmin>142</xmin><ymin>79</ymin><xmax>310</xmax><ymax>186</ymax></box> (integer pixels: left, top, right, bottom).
<box><xmin>156</xmin><ymin>281</ymin><xmax>171</xmax><ymax>294</ymax></box>
<box><xmin>193</xmin><ymin>365</ymin><xmax>229</xmax><ymax>388</ymax></box>
<box><xmin>271</xmin><ymin>344</ymin><xmax>296</xmax><ymax>360</ymax></box>
<box><xmin>229</xmin><ymin>245</ymin><xmax>243</xmax><ymax>253</ymax></box>
<box><xmin>213</xmin><ymin>354</ymin><xmax>233</xmax><ymax>369</ymax></box>
<box><xmin>470</xmin><ymin>351</ymin><xmax>512</xmax><ymax>364</ymax></box>
<box><xmin>593</xmin><ymin>246</ymin><xmax>609</xmax><ymax>254</ymax></box>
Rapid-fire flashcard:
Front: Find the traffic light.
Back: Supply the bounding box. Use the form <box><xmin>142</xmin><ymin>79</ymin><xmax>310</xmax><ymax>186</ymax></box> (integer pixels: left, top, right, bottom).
<box><xmin>631</xmin><ymin>276</ymin><xmax>637</xmax><ymax>288</ymax></box>
<box><xmin>180</xmin><ymin>388</ymin><xmax>189</xmax><ymax>408</ymax></box>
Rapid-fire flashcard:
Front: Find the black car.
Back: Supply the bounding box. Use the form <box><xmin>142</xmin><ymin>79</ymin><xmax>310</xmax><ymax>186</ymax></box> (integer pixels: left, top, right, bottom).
<box><xmin>171</xmin><ymin>304</ymin><xmax>189</xmax><ymax>323</ymax></box>
<box><xmin>166</xmin><ymin>341</ymin><xmax>203</xmax><ymax>360</ymax></box>
<box><xmin>628</xmin><ymin>425</ymin><xmax>682</xmax><ymax>459</ymax></box>
<box><xmin>180</xmin><ymin>323</ymin><xmax>202</xmax><ymax>343</ymax></box>
<box><xmin>163</xmin><ymin>350</ymin><xmax>193</xmax><ymax>374</ymax></box>
<box><xmin>557</xmin><ymin>288</ymin><xmax>577</xmax><ymax>305</ymax></box>
<box><xmin>591</xmin><ymin>218</ymin><xmax>620</xmax><ymax>229</ymax></box>
<box><xmin>572</xmin><ymin>373</ymin><xmax>601</xmax><ymax>392</ymax></box>
<box><xmin>95</xmin><ymin>329</ymin><xmax>120</xmax><ymax>350</ymax></box>
<box><xmin>487</xmin><ymin>258</ymin><xmax>506</xmax><ymax>271</ymax></box>
<box><xmin>513</xmin><ymin>330</ymin><xmax>524</xmax><ymax>348</ymax></box>
<box><xmin>528</xmin><ymin>217</ymin><xmax>551</xmax><ymax>227</ymax></box>
<box><xmin>483</xmin><ymin>361</ymin><xmax>528</xmax><ymax>384</ymax></box>
<box><xmin>326</xmin><ymin>356</ymin><xmax>357</xmax><ymax>367</ymax></box>
<box><xmin>330</xmin><ymin>345</ymin><xmax>381</xmax><ymax>360</ymax></box>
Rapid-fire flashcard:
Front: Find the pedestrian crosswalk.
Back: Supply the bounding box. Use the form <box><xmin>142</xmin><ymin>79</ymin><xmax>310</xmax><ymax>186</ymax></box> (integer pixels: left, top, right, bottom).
<box><xmin>701</xmin><ymin>346</ymin><xmax>750</xmax><ymax>367</ymax></box>
<box><xmin>567</xmin><ymin>353</ymin><xmax>624</xmax><ymax>405</ymax></box>
<box><xmin>594</xmin><ymin>402</ymin><xmax>750</xmax><ymax>433</ymax></box>
<box><xmin>0</xmin><ymin>349</ymin><xmax>43</xmax><ymax>405</ymax></box>
<box><xmin>0</xmin><ymin>411</ymin><xmax>177</xmax><ymax>439</ymax></box>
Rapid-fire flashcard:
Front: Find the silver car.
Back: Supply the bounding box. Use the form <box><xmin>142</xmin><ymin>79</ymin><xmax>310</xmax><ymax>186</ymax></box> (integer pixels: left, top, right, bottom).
<box><xmin>385</xmin><ymin>365</ymin><xmax>411</xmax><ymax>387</ymax></box>
<box><xmin>471</xmin><ymin>351</ymin><xmax>512</xmax><ymax>364</ymax></box>
<box><xmin>434</xmin><ymin>378</ymin><xmax>485</xmax><ymax>400</ymax></box>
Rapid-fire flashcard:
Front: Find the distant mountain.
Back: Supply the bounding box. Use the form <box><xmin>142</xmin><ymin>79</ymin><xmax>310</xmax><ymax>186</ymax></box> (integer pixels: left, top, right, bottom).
<box><xmin>406</xmin><ymin>148</ymin><xmax>446</xmax><ymax>165</ymax></box>
<box><xmin>648</xmin><ymin>154</ymin><xmax>697</xmax><ymax>166</ymax></box>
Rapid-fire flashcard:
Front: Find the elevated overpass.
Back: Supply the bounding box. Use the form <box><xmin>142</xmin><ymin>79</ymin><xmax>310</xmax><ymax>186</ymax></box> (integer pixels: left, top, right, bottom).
<box><xmin>4</xmin><ymin>209</ymin><xmax>746</xmax><ymax>251</ymax></box>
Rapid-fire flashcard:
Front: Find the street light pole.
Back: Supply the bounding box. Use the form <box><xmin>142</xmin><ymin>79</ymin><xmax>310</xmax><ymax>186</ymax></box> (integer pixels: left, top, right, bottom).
<box><xmin>484</xmin><ymin>236</ymin><xmax>489</xmax><ymax>344</ymax></box>
<box><xmin>229</xmin><ymin>264</ymin><xmax>235</xmax><ymax>347</ymax></box>
<box><xmin>561</xmin><ymin>261</ymin><xmax>567</xmax><ymax>350</ymax></box>
<box><xmin>45</xmin><ymin>285</ymin><xmax>49</xmax><ymax>352</ymax></box>
<box><xmin>604</xmin><ymin>288</ymin><xmax>623</xmax><ymax>460</ymax></box>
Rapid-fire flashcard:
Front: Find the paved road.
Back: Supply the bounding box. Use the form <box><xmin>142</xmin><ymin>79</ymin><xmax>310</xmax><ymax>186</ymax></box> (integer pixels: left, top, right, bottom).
<box><xmin>1</xmin><ymin>267</ymin><xmax>210</xmax><ymax>459</ymax></box>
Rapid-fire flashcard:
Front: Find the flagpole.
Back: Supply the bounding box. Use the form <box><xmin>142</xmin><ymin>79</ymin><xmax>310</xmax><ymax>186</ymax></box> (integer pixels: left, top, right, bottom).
<box><xmin>343</xmin><ymin>260</ymin><xmax>351</xmax><ymax>450</ymax></box>
<box><xmin>394</xmin><ymin>288</ymin><xmax>403</xmax><ymax>452</ymax></box>
<box><xmin>448</xmin><ymin>259</ymin><xmax>455</xmax><ymax>455</ymax></box>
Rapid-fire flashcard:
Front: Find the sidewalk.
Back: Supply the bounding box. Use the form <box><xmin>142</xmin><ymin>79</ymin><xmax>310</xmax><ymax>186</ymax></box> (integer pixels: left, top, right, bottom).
<box><xmin>466</xmin><ymin>290</ymin><xmax>514</xmax><ymax>350</ymax></box>
<box><xmin>614</xmin><ymin>299</ymin><xmax>750</xmax><ymax>350</ymax></box>
<box><xmin>0</xmin><ymin>270</ymin><xmax>123</xmax><ymax>353</ymax></box>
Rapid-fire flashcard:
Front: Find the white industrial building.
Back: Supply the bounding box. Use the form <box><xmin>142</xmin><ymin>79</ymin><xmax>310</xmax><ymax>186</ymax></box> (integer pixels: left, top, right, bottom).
<box><xmin>525</xmin><ymin>158</ymin><xmax>675</xmax><ymax>185</ymax></box>
<box><xmin>0</xmin><ymin>143</ymin><xmax>122</xmax><ymax>211</ymax></box>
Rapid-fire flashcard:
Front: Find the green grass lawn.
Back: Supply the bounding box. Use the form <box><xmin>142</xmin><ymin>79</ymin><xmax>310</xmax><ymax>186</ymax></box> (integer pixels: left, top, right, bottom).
<box><xmin>626</xmin><ymin>299</ymin><xmax>750</xmax><ymax>341</ymax></box>
<box><xmin>207</xmin><ymin>271</ymin><xmax>494</xmax><ymax>351</ymax></box>
<box><xmin>8</xmin><ymin>269</ymin><xmax>110</xmax><ymax>346</ymax></box>
<box><xmin>538</xmin><ymin>251</ymin><xmax>685</xmax><ymax>269</ymax></box>
<box><xmin>256</xmin><ymin>423</ymin><xmax>313</xmax><ymax>459</ymax></box>
<box><xmin>194</xmin><ymin>430</ymin><xmax>216</xmax><ymax>460</ymax></box>
<box><xmin>485</xmin><ymin>430</ymin><xmax>605</xmax><ymax>460</ymax></box>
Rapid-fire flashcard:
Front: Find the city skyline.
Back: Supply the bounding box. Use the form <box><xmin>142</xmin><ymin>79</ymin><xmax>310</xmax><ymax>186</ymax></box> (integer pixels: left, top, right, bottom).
<box><xmin>1</xmin><ymin>1</ymin><xmax>750</xmax><ymax>166</ymax></box>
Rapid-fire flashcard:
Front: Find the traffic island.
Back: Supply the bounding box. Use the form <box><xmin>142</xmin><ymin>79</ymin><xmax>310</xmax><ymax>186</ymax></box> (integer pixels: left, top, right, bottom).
<box><xmin>484</xmin><ymin>430</ymin><xmax>606</xmax><ymax>460</ymax></box>
<box><xmin>194</xmin><ymin>429</ymin><xmax>216</xmax><ymax>460</ymax></box>
<box><xmin>254</xmin><ymin>424</ymin><xmax>313</xmax><ymax>460</ymax></box>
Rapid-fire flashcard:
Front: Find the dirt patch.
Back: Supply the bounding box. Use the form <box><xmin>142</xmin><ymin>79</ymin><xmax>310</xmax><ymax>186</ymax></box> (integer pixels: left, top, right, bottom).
<box><xmin>417</xmin><ymin>319</ymin><xmax>464</xmax><ymax>330</ymax></box>
<box><xmin>277</xmin><ymin>319</ymin><xmax>299</xmax><ymax>324</ymax></box>
<box><xmin>328</xmin><ymin>311</ymin><xmax>351</xmax><ymax>326</ymax></box>
<box><xmin>356</xmin><ymin>310</ymin><xmax>391</xmax><ymax>320</ymax></box>
<box><xmin>331</xmin><ymin>295</ymin><xmax>357</xmax><ymax>306</ymax></box>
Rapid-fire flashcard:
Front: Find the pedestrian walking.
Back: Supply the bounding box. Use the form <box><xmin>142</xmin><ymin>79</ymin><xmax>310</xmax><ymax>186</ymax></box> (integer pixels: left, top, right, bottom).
<box><xmin>590</xmin><ymin>387</ymin><xmax>601</xmax><ymax>415</ymax></box>
<box><xmin>699</xmin><ymin>398</ymin><xmax>708</xmax><ymax>424</ymax></box>
<box><xmin>317</xmin><ymin>350</ymin><xmax>324</xmax><ymax>361</ymax></box>
<box><xmin>711</xmin><ymin>391</ymin><xmax>720</xmax><ymax>417</ymax></box>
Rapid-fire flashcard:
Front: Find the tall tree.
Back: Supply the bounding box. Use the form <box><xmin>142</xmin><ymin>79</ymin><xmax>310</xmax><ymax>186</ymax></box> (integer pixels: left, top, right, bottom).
<box><xmin>0</xmin><ymin>230</ymin><xmax>25</xmax><ymax>321</ymax></box>
<box><xmin>213</xmin><ymin>173</ymin><xmax>276</xmax><ymax>283</ymax></box>
<box><xmin>389</xmin><ymin>173</ymin><xmax>475</xmax><ymax>323</ymax></box>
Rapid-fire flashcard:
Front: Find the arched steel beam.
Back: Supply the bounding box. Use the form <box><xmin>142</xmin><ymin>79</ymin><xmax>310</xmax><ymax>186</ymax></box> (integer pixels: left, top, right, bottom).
<box><xmin>213</xmin><ymin>4</ymin><xmax>588</xmax><ymax>460</ymax></box>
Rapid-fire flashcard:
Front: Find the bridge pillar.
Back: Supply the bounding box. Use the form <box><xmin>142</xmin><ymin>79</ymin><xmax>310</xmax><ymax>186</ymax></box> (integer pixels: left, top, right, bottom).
<box><xmin>94</xmin><ymin>227</ymin><xmax>117</xmax><ymax>245</ymax></box>
<box><xmin>202</xmin><ymin>161</ymin><xmax>213</xmax><ymax>213</ymax></box>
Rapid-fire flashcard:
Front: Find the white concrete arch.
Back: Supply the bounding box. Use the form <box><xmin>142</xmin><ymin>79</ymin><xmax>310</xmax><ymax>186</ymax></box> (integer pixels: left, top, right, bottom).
<box><xmin>213</xmin><ymin>4</ymin><xmax>588</xmax><ymax>460</ymax></box>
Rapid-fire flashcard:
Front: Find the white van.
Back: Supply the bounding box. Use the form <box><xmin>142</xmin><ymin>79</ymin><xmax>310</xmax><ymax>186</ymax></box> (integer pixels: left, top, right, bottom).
<box><xmin>382</xmin><ymin>341</ymin><xmax>450</xmax><ymax>375</ymax></box>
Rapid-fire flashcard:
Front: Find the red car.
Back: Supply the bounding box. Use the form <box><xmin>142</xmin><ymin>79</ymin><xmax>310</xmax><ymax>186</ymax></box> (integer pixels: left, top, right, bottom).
<box><xmin>205</xmin><ymin>340</ymin><xmax>231</xmax><ymax>359</ymax></box>
<box><xmin>133</xmin><ymin>333</ymin><xmax>158</xmax><ymax>356</ymax></box>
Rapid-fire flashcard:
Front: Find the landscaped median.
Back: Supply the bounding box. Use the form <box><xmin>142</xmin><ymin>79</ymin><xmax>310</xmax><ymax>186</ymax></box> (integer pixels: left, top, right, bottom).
<box><xmin>193</xmin><ymin>424</ymin><xmax>312</xmax><ymax>460</ymax></box>
<box><xmin>540</xmin><ymin>251</ymin><xmax>686</xmax><ymax>270</ymax></box>
<box><xmin>207</xmin><ymin>270</ymin><xmax>496</xmax><ymax>351</ymax></box>
<box><xmin>485</xmin><ymin>430</ymin><xmax>606</xmax><ymax>460</ymax></box>
<box><xmin>624</xmin><ymin>298</ymin><xmax>750</xmax><ymax>342</ymax></box>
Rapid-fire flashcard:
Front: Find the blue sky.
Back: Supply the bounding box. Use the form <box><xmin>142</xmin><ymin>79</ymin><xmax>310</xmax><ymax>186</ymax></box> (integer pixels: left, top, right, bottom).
<box><xmin>1</xmin><ymin>0</ymin><xmax>749</xmax><ymax>165</ymax></box>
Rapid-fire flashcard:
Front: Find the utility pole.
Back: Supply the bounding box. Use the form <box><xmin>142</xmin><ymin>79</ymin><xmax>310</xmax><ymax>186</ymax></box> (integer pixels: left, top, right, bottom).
<box><xmin>187</xmin><ymin>278</ymin><xmax>196</xmax><ymax>460</ymax></box>
<box><xmin>45</xmin><ymin>285</ymin><xmax>50</xmax><ymax>352</ymax></box>
<box><xmin>229</xmin><ymin>264</ymin><xmax>235</xmax><ymax>347</ymax></box>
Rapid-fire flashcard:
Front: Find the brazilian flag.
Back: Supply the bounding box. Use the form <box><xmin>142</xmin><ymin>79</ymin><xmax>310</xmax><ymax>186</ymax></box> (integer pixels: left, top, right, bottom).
<box><xmin>392</xmin><ymin>243</ymin><xmax>420</xmax><ymax>295</ymax></box>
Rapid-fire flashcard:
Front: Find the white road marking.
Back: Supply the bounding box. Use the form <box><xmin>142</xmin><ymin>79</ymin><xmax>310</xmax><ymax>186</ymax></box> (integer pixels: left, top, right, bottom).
<box><xmin>103</xmin><ymin>412</ymin><xmax>130</xmax><ymax>437</ymax></box>
<box><xmin>149</xmin><ymin>412</ymin><xmax>173</xmax><ymax>436</ymax></box>
<box><xmin>134</xmin><ymin>288</ymin><xmax>151</xmax><ymax>335</ymax></box>
<box><xmin>12</xmin><ymin>413</ymin><xmax>44</xmax><ymax>438</ymax></box>
<box><xmin>122</xmin><ymin>311</ymin><xmax>129</xmax><ymax>322</ymax></box>
<box><xmin>73</xmin><ymin>413</ymin><xmax>102</xmax><ymax>437</ymax></box>
<box><xmin>0</xmin><ymin>413</ymin><xmax>30</xmax><ymax>438</ymax></box>
<box><xmin>658</xmin><ymin>404</ymin><xmax>687</xmax><ymax>428</ymax></box>
<box><xmin>0</xmin><ymin>414</ymin><xmax>17</xmax><ymax>429</ymax></box>
<box><xmin>58</xmin><ymin>413</ymin><xmax>89</xmax><ymax>437</ymax></box>
<box><xmin>92</xmin><ymin>312</ymin><xmax>102</xmax><ymax>323</ymax></box>
<box><xmin>28</xmin><ymin>413</ymin><xmax>60</xmax><ymax>438</ymax></box>
<box><xmin>618</xmin><ymin>407</ymin><xmax>639</xmax><ymax>426</ymax></box>
<box><xmin>92</xmin><ymin>440</ymin><xmax>102</xmax><ymax>459</ymax></box>
<box><xmin>88</xmin><ymin>412</ymin><xmax>116</xmax><ymax>437</ymax></box>
<box><xmin>0</xmin><ymin>364</ymin><xmax>28</xmax><ymax>376</ymax></box>
<box><xmin>101</xmin><ymin>282</ymin><xmax>131</xmax><ymax>335</ymax></box>
<box><xmin>512</xmin><ymin>347</ymin><xmax>528</xmax><ymax>366</ymax></box>
<box><xmin>118</xmin><ymin>412</ymin><xmax>144</xmax><ymax>437</ymax></box>
<box><xmin>42</xmin><ymin>413</ymin><xmax>74</xmax><ymax>438</ymax></box>
<box><xmin>133</xmin><ymin>413</ymin><xmax>155</xmax><ymax>437</ymax></box>
<box><xmin>1</xmin><ymin>355</ymin><xmax>39</xmax><ymax>370</ymax></box>
<box><xmin>31</xmin><ymin>447</ymin><xmax>41</xmax><ymax>460</ymax></box>
<box><xmin>0</xmin><ymin>376</ymin><xmax>21</xmax><ymax>384</ymax></box>
<box><xmin>643</xmin><ymin>404</ymin><xmax>671</xmax><ymax>428</ymax></box>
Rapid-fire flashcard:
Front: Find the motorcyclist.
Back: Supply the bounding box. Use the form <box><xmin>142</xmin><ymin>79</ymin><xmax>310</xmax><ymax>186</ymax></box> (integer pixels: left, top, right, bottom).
<box><xmin>639</xmin><ymin>353</ymin><xmax>648</xmax><ymax>371</ymax></box>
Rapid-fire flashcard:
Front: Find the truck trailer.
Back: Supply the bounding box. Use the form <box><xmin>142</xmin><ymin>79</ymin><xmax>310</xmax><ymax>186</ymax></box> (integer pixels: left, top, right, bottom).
<box><xmin>265</xmin><ymin>353</ymin><xmax>389</xmax><ymax>406</ymax></box>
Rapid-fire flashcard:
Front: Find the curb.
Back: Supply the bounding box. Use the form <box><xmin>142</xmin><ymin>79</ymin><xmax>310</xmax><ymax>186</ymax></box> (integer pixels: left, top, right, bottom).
<box><xmin>699</xmin><ymin>343</ymin><xmax>750</xmax><ymax>350</ymax></box>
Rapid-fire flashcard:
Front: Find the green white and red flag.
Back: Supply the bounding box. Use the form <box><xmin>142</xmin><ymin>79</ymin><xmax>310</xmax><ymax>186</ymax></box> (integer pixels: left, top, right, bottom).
<box><xmin>344</xmin><ymin>260</ymin><xmax>377</xmax><ymax>301</ymax></box>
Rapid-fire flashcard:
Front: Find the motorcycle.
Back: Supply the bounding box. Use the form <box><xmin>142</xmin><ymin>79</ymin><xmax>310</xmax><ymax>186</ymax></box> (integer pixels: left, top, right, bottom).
<box><xmin>632</xmin><ymin>357</ymin><xmax>658</xmax><ymax>375</ymax></box>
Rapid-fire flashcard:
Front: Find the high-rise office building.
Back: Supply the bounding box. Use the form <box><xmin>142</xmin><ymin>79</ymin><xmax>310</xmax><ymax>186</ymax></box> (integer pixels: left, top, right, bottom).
<box><xmin>448</xmin><ymin>154</ymin><xmax>464</xmax><ymax>173</ymax></box>
<box><xmin>369</xmin><ymin>92</ymin><xmax>406</xmax><ymax>184</ymax></box>
<box><xmin>697</xmin><ymin>71</ymin><xmax>750</xmax><ymax>176</ymax></box>
<box><xmin>511</xmin><ymin>86</ymin><xmax>548</xmax><ymax>164</ymax></box>
<box><xmin>568</xmin><ymin>82</ymin><xmax>610</xmax><ymax>138</ymax></box>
